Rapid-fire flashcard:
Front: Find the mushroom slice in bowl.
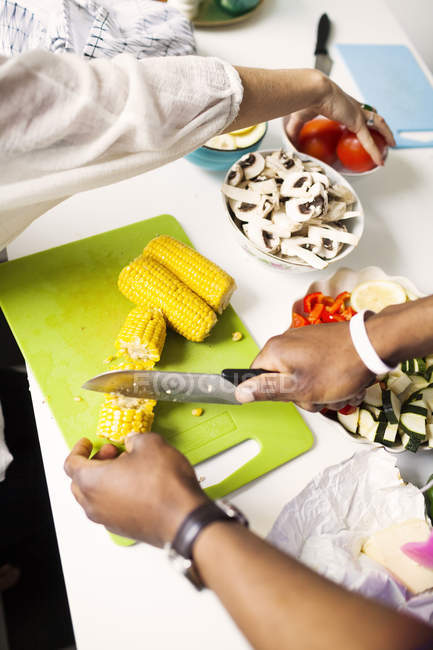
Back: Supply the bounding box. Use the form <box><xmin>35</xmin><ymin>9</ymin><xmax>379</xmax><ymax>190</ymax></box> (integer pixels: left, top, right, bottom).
<box><xmin>227</xmin><ymin>163</ymin><xmax>244</xmax><ymax>186</ymax></box>
<box><xmin>280</xmin><ymin>172</ymin><xmax>313</xmax><ymax>198</ymax></box>
<box><xmin>229</xmin><ymin>196</ymin><xmax>274</xmax><ymax>222</ymax></box>
<box><xmin>328</xmin><ymin>183</ymin><xmax>356</xmax><ymax>206</ymax></box>
<box><xmin>308</xmin><ymin>223</ymin><xmax>359</xmax><ymax>249</ymax></box>
<box><xmin>280</xmin><ymin>238</ymin><xmax>328</xmax><ymax>270</ymax></box>
<box><xmin>323</xmin><ymin>200</ymin><xmax>347</xmax><ymax>222</ymax></box>
<box><xmin>243</xmin><ymin>222</ymin><xmax>280</xmax><ymax>254</ymax></box>
<box><xmin>238</xmin><ymin>152</ymin><xmax>265</xmax><ymax>180</ymax></box>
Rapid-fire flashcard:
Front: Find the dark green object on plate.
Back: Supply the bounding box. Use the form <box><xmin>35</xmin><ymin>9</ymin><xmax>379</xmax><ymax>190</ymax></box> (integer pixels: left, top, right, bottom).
<box><xmin>194</xmin><ymin>0</ymin><xmax>263</xmax><ymax>26</ymax></box>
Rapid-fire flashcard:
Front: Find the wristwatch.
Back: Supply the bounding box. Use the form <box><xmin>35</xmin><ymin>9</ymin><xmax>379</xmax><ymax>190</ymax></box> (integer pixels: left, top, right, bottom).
<box><xmin>165</xmin><ymin>500</ymin><xmax>249</xmax><ymax>590</ymax></box>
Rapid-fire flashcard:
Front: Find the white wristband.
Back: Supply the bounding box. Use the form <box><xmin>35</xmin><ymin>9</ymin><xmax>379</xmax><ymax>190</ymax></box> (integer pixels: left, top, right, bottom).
<box><xmin>349</xmin><ymin>310</ymin><xmax>395</xmax><ymax>376</ymax></box>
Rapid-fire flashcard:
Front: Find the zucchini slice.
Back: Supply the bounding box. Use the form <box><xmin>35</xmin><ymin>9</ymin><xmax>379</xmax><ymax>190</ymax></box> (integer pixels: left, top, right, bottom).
<box><xmin>408</xmin><ymin>375</ymin><xmax>429</xmax><ymax>392</ymax></box>
<box><xmin>383</xmin><ymin>422</ymin><xmax>398</xmax><ymax>443</ymax></box>
<box><xmin>364</xmin><ymin>383</ymin><xmax>383</xmax><ymax>408</ymax></box>
<box><xmin>387</xmin><ymin>373</ymin><xmax>412</xmax><ymax>397</ymax></box>
<box><xmin>420</xmin><ymin>386</ymin><xmax>433</xmax><ymax>411</ymax></box>
<box><xmin>358</xmin><ymin>408</ymin><xmax>386</xmax><ymax>442</ymax></box>
<box><xmin>399</xmin><ymin>409</ymin><xmax>427</xmax><ymax>439</ymax></box>
<box><xmin>401</xmin><ymin>433</ymin><xmax>423</xmax><ymax>453</ymax></box>
<box><xmin>382</xmin><ymin>389</ymin><xmax>401</xmax><ymax>424</ymax></box>
<box><xmin>337</xmin><ymin>408</ymin><xmax>359</xmax><ymax>434</ymax></box>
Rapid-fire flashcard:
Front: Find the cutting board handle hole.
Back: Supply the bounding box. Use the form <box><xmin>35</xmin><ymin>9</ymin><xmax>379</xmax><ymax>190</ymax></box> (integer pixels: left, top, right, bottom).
<box><xmin>194</xmin><ymin>439</ymin><xmax>260</xmax><ymax>489</ymax></box>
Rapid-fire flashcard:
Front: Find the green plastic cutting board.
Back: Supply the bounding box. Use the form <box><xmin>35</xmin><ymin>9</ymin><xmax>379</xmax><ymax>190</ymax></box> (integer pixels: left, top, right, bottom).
<box><xmin>0</xmin><ymin>215</ymin><xmax>313</xmax><ymax>544</ymax></box>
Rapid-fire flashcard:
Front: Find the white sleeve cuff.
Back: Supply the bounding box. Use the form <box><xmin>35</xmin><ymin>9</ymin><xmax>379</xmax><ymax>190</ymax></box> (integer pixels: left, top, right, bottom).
<box><xmin>349</xmin><ymin>310</ymin><xmax>396</xmax><ymax>376</ymax></box>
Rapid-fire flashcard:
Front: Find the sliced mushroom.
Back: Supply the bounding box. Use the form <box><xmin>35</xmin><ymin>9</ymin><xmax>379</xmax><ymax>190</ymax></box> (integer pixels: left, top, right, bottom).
<box><xmin>243</xmin><ymin>222</ymin><xmax>280</xmax><ymax>254</ymax></box>
<box><xmin>323</xmin><ymin>200</ymin><xmax>347</xmax><ymax>222</ymax></box>
<box><xmin>238</xmin><ymin>152</ymin><xmax>265</xmax><ymax>180</ymax></box>
<box><xmin>265</xmin><ymin>151</ymin><xmax>302</xmax><ymax>177</ymax></box>
<box><xmin>280</xmin><ymin>239</ymin><xmax>328</xmax><ymax>269</ymax></box>
<box><xmin>308</xmin><ymin>224</ymin><xmax>359</xmax><ymax>247</ymax></box>
<box><xmin>328</xmin><ymin>183</ymin><xmax>356</xmax><ymax>205</ymax></box>
<box><xmin>303</xmin><ymin>160</ymin><xmax>325</xmax><ymax>173</ymax></box>
<box><xmin>280</xmin><ymin>172</ymin><xmax>312</xmax><ymax>198</ymax></box>
<box><xmin>229</xmin><ymin>196</ymin><xmax>274</xmax><ymax>222</ymax></box>
<box><xmin>272</xmin><ymin>210</ymin><xmax>302</xmax><ymax>236</ymax></box>
<box><xmin>222</xmin><ymin>183</ymin><xmax>261</xmax><ymax>204</ymax></box>
<box><xmin>248</xmin><ymin>178</ymin><xmax>278</xmax><ymax>195</ymax></box>
<box><xmin>227</xmin><ymin>163</ymin><xmax>244</xmax><ymax>186</ymax></box>
<box><xmin>312</xmin><ymin>171</ymin><xmax>330</xmax><ymax>188</ymax></box>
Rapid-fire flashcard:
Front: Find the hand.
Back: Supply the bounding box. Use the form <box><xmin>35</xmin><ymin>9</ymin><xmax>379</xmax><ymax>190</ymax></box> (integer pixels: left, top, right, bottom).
<box><xmin>235</xmin><ymin>321</ymin><xmax>374</xmax><ymax>411</ymax></box>
<box><xmin>64</xmin><ymin>434</ymin><xmax>208</xmax><ymax>546</ymax></box>
<box><xmin>285</xmin><ymin>75</ymin><xmax>395</xmax><ymax>166</ymax></box>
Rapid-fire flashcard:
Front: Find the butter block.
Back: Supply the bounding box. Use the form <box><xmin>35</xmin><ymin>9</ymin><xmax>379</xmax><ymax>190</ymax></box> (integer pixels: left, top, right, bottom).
<box><xmin>362</xmin><ymin>519</ymin><xmax>433</xmax><ymax>594</ymax></box>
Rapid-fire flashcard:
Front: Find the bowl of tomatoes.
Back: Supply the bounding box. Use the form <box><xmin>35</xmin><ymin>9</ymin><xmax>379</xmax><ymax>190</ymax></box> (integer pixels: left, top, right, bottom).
<box><xmin>281</xmin><ymin>116</ymin><xmax>388</xmax><ymax>176</ymax></box>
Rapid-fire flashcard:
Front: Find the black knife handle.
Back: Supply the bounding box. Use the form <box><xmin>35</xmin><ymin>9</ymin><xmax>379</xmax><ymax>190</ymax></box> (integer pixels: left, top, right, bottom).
<box><xmin>314</xmin><ymin>13</ymin><xmax>330</xmax><ymax>56</ymax></box>
<box><xmin>222</xmin><ymin>368</ymin><xmax>271</xmax><ymax>387</ymax></box>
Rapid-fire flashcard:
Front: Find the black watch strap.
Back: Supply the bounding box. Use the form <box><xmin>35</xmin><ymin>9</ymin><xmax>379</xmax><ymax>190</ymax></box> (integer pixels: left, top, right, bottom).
<box><xmin>172</xmin><ymin>502</ymin><xmax>233</xmax><ymax>560</ymax></box>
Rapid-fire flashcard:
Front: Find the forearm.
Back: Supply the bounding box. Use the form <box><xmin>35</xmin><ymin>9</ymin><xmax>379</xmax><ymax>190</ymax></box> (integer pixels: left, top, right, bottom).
<box><xmin>230</xmin><ymin>67</ymin><xmax>327</xmax><ymax>131</ymax></box>
<box><xmin>194</xmin><ymin>522</ymin><xmax>432</xmax><ymax>650</ymax></box>
<box><xmin>367</xmin><ymin>295</ymin><xmax>433</xmax><ymax>367</ymax></box>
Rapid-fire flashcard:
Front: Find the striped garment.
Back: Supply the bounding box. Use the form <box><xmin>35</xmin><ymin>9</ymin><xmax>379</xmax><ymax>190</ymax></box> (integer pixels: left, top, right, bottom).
<box><xmin>0</xmin><ymin>0</ymin><xmax>196</xmax><ymax>59</ymax></box>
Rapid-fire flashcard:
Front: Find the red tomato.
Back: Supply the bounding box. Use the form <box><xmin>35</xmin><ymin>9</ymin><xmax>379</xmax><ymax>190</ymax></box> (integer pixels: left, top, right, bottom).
<box><xmin>338</xmin><ymin>405</ymin><xmax>357</xmax><ymax>415</ymax></box>
<box><xmin>336</xmin><ymin>129</ymin><xmax>387</xmax><ymax>172</ymax></box>
<box><xmin>297</xmin><ymin>118</ymin><xmax>343</xmax><ymax>166</ymax></box>
<box><xmin>297</xmin><ymin>137</ymin><xmax>336</xmax><ymax>166</ymax></box>
<box><xmin>298</xmin><ymin>118</ymin><xmax>343</xmax><ymax>148</ymax></box>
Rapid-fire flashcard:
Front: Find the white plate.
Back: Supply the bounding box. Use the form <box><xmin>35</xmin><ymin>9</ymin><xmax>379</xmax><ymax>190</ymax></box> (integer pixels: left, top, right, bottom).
<box><xmin>292</xmin><ymin>265</ymin><xmax>430</xmax><ymax>454</ymax></box>
<box><xmin>222</xmin><ymin>149</ymin><xmax>364</xmax><ymax>272</ymax></box>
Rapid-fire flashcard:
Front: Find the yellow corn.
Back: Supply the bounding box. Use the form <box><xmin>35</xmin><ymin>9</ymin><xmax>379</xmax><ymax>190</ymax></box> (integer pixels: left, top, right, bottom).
<box><xmin>112</xmin><ymin>357</ymin><xmax>155</xmax><ymax>371</ymax></box>
<box><xmin>96</xmin><ymin>394</ymin><xmax>155</xmax><ymax>444</ymax></box>
<box><xmin>118</xmin><ymin>255</ymin><xmax>217</xmax><ymax>342</ymax></box>
<box><xmin>115</xmin><ymin>306</ymin><xmax>166</xmax><ymax>362</ymax></box>
<box><xmin>144</xmin><ymin>235</ymin><xmax>236</xmax><ymax>314</ymax></box>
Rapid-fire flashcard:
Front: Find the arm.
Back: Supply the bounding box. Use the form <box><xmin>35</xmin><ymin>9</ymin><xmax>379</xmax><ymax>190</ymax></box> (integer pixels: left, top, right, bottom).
<box><xmin>235</xmin><ymin>295</ymin><xmax>433</xmax><ymax>410</ymax></box>
<box><xmin>65</xmin><ymin>435</ymin><xmax>433</xmax><ymax>650</ymax></box>
<box><xmin>0</xmin><ymin>53</ymin><xmax>394</xmax><ymax>244</ymax></box>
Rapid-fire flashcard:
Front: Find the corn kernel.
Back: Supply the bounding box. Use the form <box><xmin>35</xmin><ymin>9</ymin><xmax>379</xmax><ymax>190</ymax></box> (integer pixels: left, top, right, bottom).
<box><xmin>232</xmin><ymin>331</ymin><xmax>243</xmax><ymax>342</ymax></box>
<box><xmin>192</xmin><ymin>407</ymin><xmax>204</xmax><ymax>417</ymax></box>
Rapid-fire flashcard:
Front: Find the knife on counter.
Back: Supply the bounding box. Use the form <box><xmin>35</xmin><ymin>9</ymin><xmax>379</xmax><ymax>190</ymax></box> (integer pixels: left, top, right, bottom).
<box><xmin>314</xmin><ymin>13</ymin><xmax>332</xmax><ymax>76</ymax></box>
<box><xmin>82</xmin><ymin>368</ymin><xmax>269</xmax><ymax>405</ymax></box>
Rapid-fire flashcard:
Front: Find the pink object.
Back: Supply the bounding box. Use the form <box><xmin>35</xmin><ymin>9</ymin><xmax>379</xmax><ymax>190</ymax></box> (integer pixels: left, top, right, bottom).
<box><xmin>402</xmin><ymin>530</ymin><xmax>433</xmax><ymax>569</ymax></box>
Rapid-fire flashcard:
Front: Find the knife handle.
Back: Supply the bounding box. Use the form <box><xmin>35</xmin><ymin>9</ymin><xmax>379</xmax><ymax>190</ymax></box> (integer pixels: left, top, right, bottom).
<box><xmin>314</xmin><ymin>13</ymin><xmax>330</xmax><ymax>56</ymax></box>
<box><xmin>221</xmin><ymin>368</ymin><xmax>270</xmax><ymax>387</ymax></box>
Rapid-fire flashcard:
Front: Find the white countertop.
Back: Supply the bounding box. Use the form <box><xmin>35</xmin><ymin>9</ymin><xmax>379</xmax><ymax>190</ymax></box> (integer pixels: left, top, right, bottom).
<box><xmin>7</xmin><ymin>1</ymin><xmax>433</xmax><ymax>648</ymax></box>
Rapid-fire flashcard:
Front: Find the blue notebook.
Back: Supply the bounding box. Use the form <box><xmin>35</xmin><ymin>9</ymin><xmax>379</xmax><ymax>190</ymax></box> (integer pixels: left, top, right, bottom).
<box><xmin>337</xmin><ymin>44</ymin><xmax>433</xmax><ymax>148</ymax></box>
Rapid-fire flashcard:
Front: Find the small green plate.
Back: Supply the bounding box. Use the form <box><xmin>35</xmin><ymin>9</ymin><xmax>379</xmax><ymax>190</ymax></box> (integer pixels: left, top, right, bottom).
<box><xmin>193</xmin><ymin>0</ymin><xmax>264</xmax><ymax>27</ymax></box>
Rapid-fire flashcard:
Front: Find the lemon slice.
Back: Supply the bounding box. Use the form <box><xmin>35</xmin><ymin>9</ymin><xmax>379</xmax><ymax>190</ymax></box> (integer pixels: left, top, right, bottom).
<box><xmin>351</xmin><ymin>280</ymin><xmax>407</xmax><ymax>313</ymax></box>
<box><xmin>229</xmin><ymin>125</ymin><xmax>256</xmax><ymax>137</ymax></box>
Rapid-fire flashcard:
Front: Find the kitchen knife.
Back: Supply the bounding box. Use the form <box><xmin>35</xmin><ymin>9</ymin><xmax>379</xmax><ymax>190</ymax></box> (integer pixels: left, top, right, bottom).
<box><xmin>82</xmin><ymin>368</ymin><xmax>268</xmax><ymax>405</ymax></box>
<box><xmin>314</xmin><ymin>13</ymin><xmax>332</xmax><ymax>76</ymax></box>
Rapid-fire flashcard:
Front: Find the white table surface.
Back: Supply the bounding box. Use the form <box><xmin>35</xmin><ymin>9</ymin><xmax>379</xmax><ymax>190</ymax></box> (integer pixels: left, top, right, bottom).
<box><xmin>7</xmin><ymin>1</ymin><xmax>433</xmax><ymax>648</ymax></box>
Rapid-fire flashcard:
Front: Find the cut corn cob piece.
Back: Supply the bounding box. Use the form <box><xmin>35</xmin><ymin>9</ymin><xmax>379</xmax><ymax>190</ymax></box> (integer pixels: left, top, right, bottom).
<box><xmin>144</xmin><ymin>235</ymin><xmax>236</xmax><ymax>314</ymax></box>
<box><xmin>96</xmin><ymin>394</ymin><xmax>155</xmax><ymax>444</ymax></box>
<box><xmin>115</xmin><ymin>306</ymin><xmax>166</xmax><ymax>362</ymax></box>
<box><xmin>118</xmin><ymin>255</ymin><xmax>217</xmax><ymax>342</ymax></box>
<box><xmin>112</xmin><ymin>357</ymin><xmax>155</xmax><ymax>371</ymax></box>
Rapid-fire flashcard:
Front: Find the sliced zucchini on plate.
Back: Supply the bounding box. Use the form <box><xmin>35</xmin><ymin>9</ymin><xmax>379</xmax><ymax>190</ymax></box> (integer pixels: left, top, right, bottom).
<box><xmin>337</xmin><ymin>407</ymin><xmax>359</xmax><ymax>434</ymax></box>
<box><xmin>382</xmin><ymin>388</ymin><xmax>401</xmax><ymax>424</ymax></box>
<box><xmin>364</xmin><ymin>383</ymin><xmax>382</xmax><ymax>408</ymax></box>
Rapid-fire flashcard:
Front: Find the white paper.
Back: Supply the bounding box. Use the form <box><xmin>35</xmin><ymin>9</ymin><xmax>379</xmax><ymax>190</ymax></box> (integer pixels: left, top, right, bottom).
<box><xmin>268</xmin><ymin>448</ymin><xmax>433</xmax><ymax>624</ymax></box>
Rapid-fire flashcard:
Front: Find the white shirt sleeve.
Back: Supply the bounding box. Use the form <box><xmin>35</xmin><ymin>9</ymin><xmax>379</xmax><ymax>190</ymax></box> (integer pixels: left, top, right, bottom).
<box><xmin>0</xmin><ymin>51</ymin><xmax>243</xmax><ymax>247</ymax></box>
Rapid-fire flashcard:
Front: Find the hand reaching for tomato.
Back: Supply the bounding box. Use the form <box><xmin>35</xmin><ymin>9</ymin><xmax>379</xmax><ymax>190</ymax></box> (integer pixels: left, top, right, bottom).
<box><xmin>296</xmin><ymin>117</ymin><xmax>389</xmax><ymax>171</ymax></box>
<box><xmin>285</xmin><ymin>77</ymin><xmax>395</xmax><ymax>168</ymax></box>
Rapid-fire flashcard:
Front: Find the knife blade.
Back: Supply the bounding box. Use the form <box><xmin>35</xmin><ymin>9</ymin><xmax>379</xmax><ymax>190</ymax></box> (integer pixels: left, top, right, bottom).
<box><xmin>314</xmin><ymin>13</ymin><xmax>332</xmax><ymax>76</ymax></box>
<box><xmin>82</xmin><ymin>368</ymin><xmax>268</xmax><ymax>405</ymax></box>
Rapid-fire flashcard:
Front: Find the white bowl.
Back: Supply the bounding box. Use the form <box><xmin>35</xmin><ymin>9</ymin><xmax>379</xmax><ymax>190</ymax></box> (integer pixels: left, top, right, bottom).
<box><xmin>281</xmin><ymin>116</ymin><xmax>387</xmax><ymax>178</ymax></box>
<box><xmin>292</xmin><ymin>265</ymin><xmax>430</xmax><ymax>454</ymax></box>
<box><xmin>222</xmin><ymin>149</ymin><xmax>365</xmax><ymax>272</ymax></box>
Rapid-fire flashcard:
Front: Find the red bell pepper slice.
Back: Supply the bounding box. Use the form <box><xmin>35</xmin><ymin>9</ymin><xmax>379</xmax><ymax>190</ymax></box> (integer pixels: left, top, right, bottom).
<box><xmin>291</xmin><ymin>312</ymin><xmax>309</xmax><ymax>328</ymax></box>
<box><xmin>303</xmin><ymin>291</ymin><xmax>324</xmax><ymax>314</ymax></box>
<box><xmin>338</xmin><ymin>404</ymin><xmax>357</xmax><ymax>415</ymax></box>
<box><xmin>328</xmin><ymin>291</ymin><xmax>351</xmax><ymax>314</ymax></box>
<box><xmin>307</xmin><ymin>302</ymin><xmax>324</xmax><ymax>323</ymax></box>
<box><xmin>320</xmin><ymin>309</ymin><xmax>345</xmax><ymax>323</ymax></box>
<box><xmin>342</xmin><ymin>306</ymin><xmax>356</xmax><ymax>321</ymax></box>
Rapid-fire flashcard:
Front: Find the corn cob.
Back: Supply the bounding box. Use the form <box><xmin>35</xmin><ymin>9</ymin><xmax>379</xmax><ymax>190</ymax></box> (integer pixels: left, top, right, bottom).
<box><xmin>115</xmin><ymin>306</ymin><xmax>166</xmax><ymax>362</ymax></box>
<box><xmin>96</xmin><ymin>394</ymin><xmax>155</xmax><ymax>444</ymax></box>
<box><xmin>144</xmin><ymin>235</ymin><xmax>236</xmax><ymax>314</ymax></box>
<box><xmin>118</xmin><ymin>255</ymin><xmax>217</xmax><ymax>342</ymax></box>
<box><xmin>112</xmin><ymin>357</ymin><xmax>155</xmax><ymax>371</ymax></box>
